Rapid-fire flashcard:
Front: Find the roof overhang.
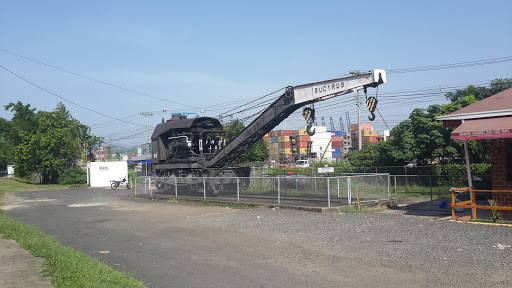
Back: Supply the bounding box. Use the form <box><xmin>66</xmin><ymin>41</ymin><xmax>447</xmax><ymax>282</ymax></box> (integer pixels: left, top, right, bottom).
<box><xmin>451</xmin><ymin>116</ymin><xmax>512</xmax><ymax>141</ymax></box>
<box><xmin>437</xmin><ymin>109</ymin><xmax>512</xmax><ymax>121</ymax></box>
<box><xmin>127</xmin><ymin>154</ymin><xmax>152</xmax><ymax>163</ymax></box>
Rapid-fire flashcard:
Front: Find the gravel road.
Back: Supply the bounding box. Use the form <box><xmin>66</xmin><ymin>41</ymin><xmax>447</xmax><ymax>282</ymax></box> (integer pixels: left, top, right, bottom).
<box><xmin>5</xmin><ymin>188</ymin><xmax>511</xmax><ymax>288</ymax></box>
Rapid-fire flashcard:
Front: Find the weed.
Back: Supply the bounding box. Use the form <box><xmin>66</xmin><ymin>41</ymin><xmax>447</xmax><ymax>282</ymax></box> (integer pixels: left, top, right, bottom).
<box><xmin>487</xmin><ymin>199</ymin><xmax>503</xmax><ymax>223</ymax></box>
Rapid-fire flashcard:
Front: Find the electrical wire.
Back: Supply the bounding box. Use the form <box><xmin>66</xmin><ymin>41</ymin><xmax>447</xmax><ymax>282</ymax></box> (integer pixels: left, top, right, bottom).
<box><xmin>0</xmin><ymin>64</ymin><xmax>146</xmax><ymax>127</ymax></box>
<box><xmin>0</xmin><ymin>48</ymin><xmax>209</xmax><ymax>112</ymax></box>
<box><xmin>387</xmin><ymin>56</ymin><xmax>512</xmax><ymax>74</ymax></box>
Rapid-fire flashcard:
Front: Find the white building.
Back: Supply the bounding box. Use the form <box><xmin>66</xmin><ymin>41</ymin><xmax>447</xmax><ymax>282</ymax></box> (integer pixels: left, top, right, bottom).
<box><xmin>377</xmin><ymin>130</ymin><xmax>390</xmax><ymax>141</ymax></box>
<box><xmin>86</xmin><ymin>161</ymin><xmax>128</xmax><ymax>187</ymax></box>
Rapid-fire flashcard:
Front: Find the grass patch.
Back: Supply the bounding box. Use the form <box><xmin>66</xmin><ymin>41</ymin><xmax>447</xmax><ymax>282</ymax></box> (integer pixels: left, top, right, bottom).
<box><xmin>172</xmin><ymin>199</ymin><xmax>257</xmax><ymax>209</ymax></box>
<box><xmin>0</xmin><ymin>178</ymin><xmax>145</xmax><ymax>287</ymax></box>
<box><xmin>338</xmin><ymin>206</ymin><xmax>372</xmax><ymax>213</ymax></box>
<box><xmin>0</xmin><ymin>215</ymin><xmax>145</xmax><ymax>287</ymax></box>
<box><xmin>197</xmin><ymin>201</ymin><xmax>258</xmax><ymax>209</ymax></box>
<box><xmin>468</xmin><ymin>218</ymin><xmax>512</xmax><ymax>225</ymax></box>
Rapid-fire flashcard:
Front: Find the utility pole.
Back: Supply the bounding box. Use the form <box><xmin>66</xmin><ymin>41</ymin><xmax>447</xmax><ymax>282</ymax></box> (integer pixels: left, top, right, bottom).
<box><xmin>357</xmin><ymin>90</ymin><xmax>362</xmax><ymax>150</ymax></box>
<box><xmin>140</xmin><ymin>112</ymin><xmax>154</xmax><ymax>144</ymax></box>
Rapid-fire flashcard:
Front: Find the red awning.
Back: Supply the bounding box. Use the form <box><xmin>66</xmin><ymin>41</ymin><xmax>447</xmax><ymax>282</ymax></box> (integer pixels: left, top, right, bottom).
<box><xmin>451</xmin><ymin>116</ymin><xmax>512</xmax><ymax>141</ymax></box>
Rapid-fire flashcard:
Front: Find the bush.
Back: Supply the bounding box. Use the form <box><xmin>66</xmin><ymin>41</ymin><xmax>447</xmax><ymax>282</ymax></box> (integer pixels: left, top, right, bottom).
<box><xmin>58</xmin><ymin>167</ymin><xmax>87</xmax><ymax>185</ymax></box>
<box><xmin>433</xmin><ymin>163</ymin><xmax>491</xmax><ymax>176</ymax></box>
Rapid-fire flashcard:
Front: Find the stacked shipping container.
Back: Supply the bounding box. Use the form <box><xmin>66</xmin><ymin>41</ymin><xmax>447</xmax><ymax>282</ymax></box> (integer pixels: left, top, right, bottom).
<box><xmin>328</xmin><ymin>130</ymin><xmax>343</xmax><ymax>159</ymax></box>
<box><xmin>264</xmin><ymin>127</ymin><xmax>345</xmax><ymax>161</ymax></box>
<box><xmin>264</xmin><ymin>129</ymin><xmax>316</xmax><ymax>161</ymax></box>
<box><xmin>350</xmin><ymin>123</ymin><xmax>378</xmax><ymax>149</ymax></box>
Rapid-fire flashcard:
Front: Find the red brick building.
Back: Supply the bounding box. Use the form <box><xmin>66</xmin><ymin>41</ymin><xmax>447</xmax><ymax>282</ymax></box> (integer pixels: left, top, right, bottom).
<box><xmin>437</xmin><ymin>87</ymin><xmax>512</xmax><ymax>217</ymax></box>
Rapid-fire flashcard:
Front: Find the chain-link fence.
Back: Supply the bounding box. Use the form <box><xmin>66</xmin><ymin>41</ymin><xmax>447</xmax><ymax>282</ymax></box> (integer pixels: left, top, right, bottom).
<box><xmin>391</xmin><ymin>175</ymin><xmax>492</xmax><ymax>210</ymax></box>
<box><xmin>134</xmin><ymin>173</ymin><xmax>391</xmax><ymax>208</ymax></box>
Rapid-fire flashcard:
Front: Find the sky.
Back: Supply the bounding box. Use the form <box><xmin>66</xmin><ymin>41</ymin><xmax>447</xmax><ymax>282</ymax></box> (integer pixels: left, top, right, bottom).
<box><xmin>1</xmin><ymin>0</ymin><xmax>511</xmax><ymax>151</ymax></box>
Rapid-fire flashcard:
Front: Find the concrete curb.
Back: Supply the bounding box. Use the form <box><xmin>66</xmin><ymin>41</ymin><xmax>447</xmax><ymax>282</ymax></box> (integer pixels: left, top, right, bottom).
<box><xmin>0</xmin><ymin>235</ymin><xmax>53</xmax><ymax>287</ymax></box>
<box><xmin>144</xmin><ymin>195</ymin><xmax>394</xmax><ymax>213</ymax></box>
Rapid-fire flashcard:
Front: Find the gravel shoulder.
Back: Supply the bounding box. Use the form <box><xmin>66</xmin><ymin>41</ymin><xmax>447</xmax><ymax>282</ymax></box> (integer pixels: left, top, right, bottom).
<box><xmin>5</xmin><ymin>188</ymin><xmax>512</xmax><ymax>288</ymax></box>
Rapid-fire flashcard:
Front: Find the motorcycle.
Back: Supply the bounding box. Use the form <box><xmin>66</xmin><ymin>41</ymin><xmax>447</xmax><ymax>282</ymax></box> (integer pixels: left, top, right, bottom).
<box><xmin>110</xmin><ymin>177</ymin><xmax>130</xmax><ymax>189</ymax></box>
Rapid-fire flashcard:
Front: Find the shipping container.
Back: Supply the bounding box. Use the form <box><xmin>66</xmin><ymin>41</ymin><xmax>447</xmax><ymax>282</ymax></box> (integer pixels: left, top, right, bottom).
<box><xmin>279</xmin><ymin>142</ymin><xmax>291</xmax><ymax>149</ymax></box>
<box><xmin>363</xmin><ymin>136</ymin><xmax>379</xmax><ymax>143</ymax></box>
<box><xmin>278</xmin><ymin>136</ymin><xmax>290</xmax><ymax>142</ymax></box>
<box><xmin>279</xmin><ymin>130</ymin><xmax>293</xmax><ymax>136</ymax></box>
<box><xmin>298</xmin><ymin>135</ymin><xmax>311</xmax><ymax>142</ymax></box>
<box><xmin>331</xmin><ymin>147</ymin><xmax>341</xmax><ymax>153</ymax></box>
<box><xmin>350</xmin><ymin>123</ymin><xmax>372</xmax><ymax>131</ymax></box>
<box><xmin>331</xmin><ymin>136</ymin><xmax>343</xmax><ymax>142</ymax></box>
<box><xmin>298</xmin><ymin>129</ymin><xmax>308</xmax><ymax>136</ymax></box>
<box><xmin>271</xmin><ymin>137</ymin><xmax>278</xmax><ymax>143</ymax></box>
<box><xmin>328</xmin><ymin>131</ymin><xmax>342</xmax><ymax>137</ymax></box>
<box><xmin>299</xmin><ymin>148</ymin><xmax>308</xmax><ymax>154</ymax></box>
<box><xmin>332</xmin><ymin>152</ymin><xmax>342</xmax><ymax>158</ymax></box>
<box><xmin>363</xmin><ymin>130</ymin><xmax>377</xmax><ymax>136</ymax></box>
<box><xmin>331</xmin><ymin>141</ymin><xmax>343</xmax><ymax>147</ymax></box>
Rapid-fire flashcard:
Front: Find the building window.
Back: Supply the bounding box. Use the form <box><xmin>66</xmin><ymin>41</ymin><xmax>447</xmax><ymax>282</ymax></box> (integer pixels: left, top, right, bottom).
<box><xmin>508</xmin><ymin>143</ymin><xmax>512</xmax><ymax>181</ymax></box>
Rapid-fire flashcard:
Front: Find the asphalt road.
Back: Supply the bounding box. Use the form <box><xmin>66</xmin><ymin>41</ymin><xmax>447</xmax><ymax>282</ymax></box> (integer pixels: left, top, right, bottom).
<box><xmin>5</xmin><ymin>188</ymin><xmax>512</xmax><ymax>288</ymax></box>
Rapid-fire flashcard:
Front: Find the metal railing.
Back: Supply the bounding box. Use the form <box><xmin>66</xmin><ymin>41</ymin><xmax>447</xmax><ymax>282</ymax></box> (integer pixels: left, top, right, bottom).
<box><xmin>450</xmin><ymin>187</ymin><xmax>512</xmax><ymax>220</ymax></box>
<box><xmin>391</xmin><ymin>175</ymin><xmax>492</xmax><ymax>210</ymax></box>
<box><xmin>134</xmin><ymin>173</ymin><xmax>391</xmax><ymax>208</ymax></box>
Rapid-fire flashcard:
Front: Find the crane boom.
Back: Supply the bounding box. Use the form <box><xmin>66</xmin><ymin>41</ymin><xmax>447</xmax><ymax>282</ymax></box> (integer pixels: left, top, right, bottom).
<box><xmin>207</xmin><ymin>69</ymin><xmax>386</xmax><ymax>168</ymax></box>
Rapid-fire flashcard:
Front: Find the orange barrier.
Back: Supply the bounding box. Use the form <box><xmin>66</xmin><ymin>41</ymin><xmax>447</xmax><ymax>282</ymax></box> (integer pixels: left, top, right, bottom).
<box><xmin>450</xmin><ymin>187</ymin><xmax>512</xmax><ymax>220</ymax></box>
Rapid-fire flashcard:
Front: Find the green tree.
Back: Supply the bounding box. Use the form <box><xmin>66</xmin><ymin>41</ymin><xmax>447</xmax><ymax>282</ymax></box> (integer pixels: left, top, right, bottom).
<box><xmin>223</xmin><ymin>119</ymin><xmax>269</xmax><ymax>163</ymax></box>
<box><xmin>0</xmin><ymin>118</ymin><xmax>15</xmax><ymax>171</ymax></box>
<box><xmin>445</xmin><ymin>78</ymin><xmax>512</xmax><ymax>102</ymax></box>
<box><xmin>348</xmin><ymin>95</ymin><xmax>490</xmax><ymax>166</ymax></box>
<box><xmin>347</xmin><ymin>143</ymin><xmax>379</xmax><ymax>167</ymax></box>
<box><xmin>3</xmin><ymin>101</ymin><xmax>40</xmax><ymax>177</ymax></box>
<box><xmin>12</xmin><ymin>102</ymin><xmax>98</xmax><ymax>183</ymax></box>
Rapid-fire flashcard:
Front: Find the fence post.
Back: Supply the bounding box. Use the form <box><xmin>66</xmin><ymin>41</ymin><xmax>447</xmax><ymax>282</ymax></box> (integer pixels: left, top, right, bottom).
<box><xmin>337</xmin><ymin>178</ymin><xmax>340</xmax><ymax>198</ymax></box>
<box><xmin>394</xmin><ymin>176</ymin><xmax>397</xmax><ymax>206</ymax></box>
<box><xmin>175</xmin><ymin>177</ymin><xmax>178</xmax><ymax>199</ymax></box>
<box><xmin>278</xmin><ymin>177</ymin><xmax>280</xmax><ymax>204</ymax></box>
<box><xmin>237</xmin><ymin>177</ymin><xmax>240</xmax><ymax>202</ymax></box>
<box><xmin>430</xmin><ymin>176</ymin><xmax>433</xmax><ymax>210</ymax></box>
<box><xmin>144</xmin><ymin>177</ymin><xmax>147</xmax><ymax>195</ymax></box>
<box><xmin>134</xmin><ymin>177</ymin><xmax>137</xmax><ymax>196</ymax></box>
<box><xmin>203</xmin><ymin>177</ymin><xmax>206</xmax><ymax>200</ymax></box>
<box><xmin>387</xmin><ymin>174</ymin><xmax>391</xmax><ymax>199</ymax></box>
<box><xmin>327</xmin><ymin>177</ymin><xmax>331</xmax><ymax>208</ymax></box>
<box><xmin>347</xmin><ymin>177</ymin><xmax>352</xmax><ymax>205</ymax></box>
<box><xmin>150</xmin><ymin>177</ymin><xmax>153</xmax><ymax>197</ymax></box>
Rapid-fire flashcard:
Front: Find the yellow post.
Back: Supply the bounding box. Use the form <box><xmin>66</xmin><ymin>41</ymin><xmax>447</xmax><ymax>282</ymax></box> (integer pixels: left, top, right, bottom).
<box><xmin>471</xmin><ymin>188</ymin><xmax>477</xmax><ymax>219</ymax></box>
<box><xmin>451</xmin><ymin>188</ymin><xmax>455</xmax><ymax>220</ymax></box>
<box><xmin>356</xmin><ymin>188</ymin><xmax>361</xmax><ymax>211</ymax></box>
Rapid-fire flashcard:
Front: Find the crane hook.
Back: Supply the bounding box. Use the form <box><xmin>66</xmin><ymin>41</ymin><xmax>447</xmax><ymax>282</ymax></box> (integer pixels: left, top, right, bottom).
<box><xmin>306</xmin><ymin>123</ymin><xmax>316</xmax><ymax>136</ymax></box>
<box><xmin>368</xmin><ymin>111</ymin><xmax>376</xmax><ymax>121</ymax></box>
<box><xmin>365</xmin><ymin>97</ymin><xmax>378</xmax><ymax>122</ymax></box>
<box><xmin>302</xmin><ymin>107</ymin><xmax>316</xmax><ymax>136</ymax></box>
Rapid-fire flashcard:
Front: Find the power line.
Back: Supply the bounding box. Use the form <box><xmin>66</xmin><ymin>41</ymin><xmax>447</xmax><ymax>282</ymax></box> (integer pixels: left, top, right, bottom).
<box><xmin>0</xmin><ymin>63</ymin><xmax>146</xmax><ymax>127</ymax></box>
<box><xmin>0</xmin><ymin>48</ymin><xmax>208</xmax><ymax>111</ymax></box>
<box><xmin>387</xmin><ymin>56</ymin><xmax>512</xmax><ymax>74</ymax></box>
